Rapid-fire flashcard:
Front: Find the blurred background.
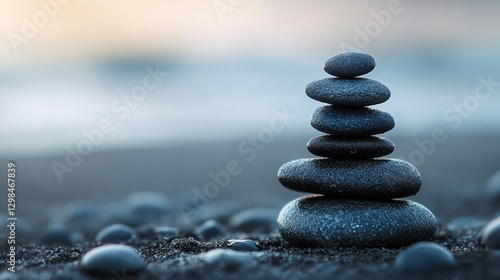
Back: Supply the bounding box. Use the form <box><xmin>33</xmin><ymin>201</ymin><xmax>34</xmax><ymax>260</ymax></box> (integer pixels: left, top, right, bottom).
<box><xmin>1</xmin><ymin>0</ymin><xmax>500</xmax><ymax>236</ymax></box>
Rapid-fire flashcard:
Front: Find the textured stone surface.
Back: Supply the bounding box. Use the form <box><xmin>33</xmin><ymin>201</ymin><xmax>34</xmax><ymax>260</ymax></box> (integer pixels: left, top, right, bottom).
<box><xmin>395</xmin><ymin>242</ymin><xmax>456</xmax><ymax>272</ymax></box>
<box><xmin>306</xmin><ymin>78</ymin><xmax>390</xmax><ymax>106</ymax></box>
<box><xmin>80</xmin><ymin>244</ymin><xmax>145</xmax><ymax>276</ymax></box>
<box><xmin>311</xmin><ymin>105</ymin><xmax>395</xmax><ymax>136</ymax></box>
<box><xmin>323</xmin><ymin>52</ymin><xmax>375</xmax><ymax>78</ymax></box>
<box><xmin>277</xmin><ymin>195</ymin><xmax>437</xmax><ymax>247</ymax></box>
<box><xmin>307</xmin><ymin>135</ymin><xmax>394</xmax><ymax>159</ymax></box>
<box><xmin>278</xmin><ymin>158</ymin><xmax>420</xmax><ymax>198</ymax></box>
<box><xmin>480</xmin><ymin>217</ymin><xmax>500</xmax><ymax>249</ymax></box>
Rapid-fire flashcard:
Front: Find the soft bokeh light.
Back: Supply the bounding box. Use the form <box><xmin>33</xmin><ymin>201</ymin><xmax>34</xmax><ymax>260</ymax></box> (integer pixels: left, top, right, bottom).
<box><xmin>1</xmin><ymin>0</ymin><xmax>500</xmax><ymax>157</ymax></box>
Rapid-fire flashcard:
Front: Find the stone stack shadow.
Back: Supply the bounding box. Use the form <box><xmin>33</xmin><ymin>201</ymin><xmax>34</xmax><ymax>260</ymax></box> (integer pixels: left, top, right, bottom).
<box><xmin>277</xmin><ymin>52</ymin><xmax>437</xmax><ymax>248</ymax></box>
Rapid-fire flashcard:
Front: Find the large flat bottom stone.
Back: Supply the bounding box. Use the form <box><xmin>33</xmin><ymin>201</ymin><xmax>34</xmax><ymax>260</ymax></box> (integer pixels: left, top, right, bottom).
<box><xmin>278</xmin><ymin>195</ymin><xmax>437</xmax><ymax>248</ymax></box>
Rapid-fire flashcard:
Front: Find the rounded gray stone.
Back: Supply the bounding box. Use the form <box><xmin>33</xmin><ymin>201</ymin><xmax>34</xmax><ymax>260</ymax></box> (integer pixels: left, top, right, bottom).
<box><xmin>306</xmin><ymin>78</ymin><xmax>390</xmax><ymax>106</ymax></box>
<box><xmin>395</xmin><ymin>242</ymin><xmax>456</xmax><ymax>272</ymax></box>
<box><xmin>95</xmin><ymin>224</ymin><xmax>136</xmax><ymax>244</ymax></box>
<box><xmin>125</xmin><ymin>191</ymin><xmax>171</xmax><ymax>225</ymax></box>
<box><xmin>195</xmin><ymin>219</ymin><xmax>227</xmax><ymax>241</ymax></box>
<box><xmin>480</xmin><ymin>217</ymin><xmax>500</xmax><ymax>249</ymax></box>
<box><xmin>311</xmin><ymin>105</ymin><xmax>395</xmax><ymax>136</ymax></box>
<box><xmin>80</xmin><ymin>244</ymin><xmax>145</xmax><ymax>276</ymax></box>
<box><xmin>323</xmin><ymin>52</ymin><xmax>375</xmax><ymax>78</ymax></box>
<box><xmin>39</xmin><ymin>224</ymin><xmax>73</xmax><ymax>245</ymax></box>
<box><xmin>307</xmin><ymin>135</ymin><xmax>394</xmax><ymax>159</ymax></box>
<box><xmin>278</xmin><ymin>158</ymin><xmax>420</xmax><ymax>198</ymax></box>
<box><xmin>485</xmin><ymin>170</ymin><xmax>500</xmax><ymax>202</ymax></box>
<box><xmin>227</xmin><ymin>239</ymin><xmax>259</xmax><ymax>252</ymax></box>
<box><xmin>277</xmin><ymin>195</ymin><xmax>437</xmax><ymax>247</ymax></box>
<box><xmin>199</xmin><ymin>249</ymin><xmax>255</xmax><ymax>267</ymax></box>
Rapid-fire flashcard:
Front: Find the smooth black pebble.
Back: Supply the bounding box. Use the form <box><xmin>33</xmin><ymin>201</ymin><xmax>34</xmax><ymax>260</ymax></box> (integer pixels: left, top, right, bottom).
<box><xmin>95</xmin><ymin>224</ymin><xmax>136</xmax><ymax>244</ymax></box>
<box><xmin>278</xmin><ymin>158</ymin><xmax>421</xmax><ymax>198</ymax></box>
<box><xmin>199</xmin><ymin>249</ymin><xmax>254</xmax><ymax>268</ymax></box>
<box><xmin>195</xmin><ymin>220</ymin><xmax>227</xmax><ymax>241</ymax></box>
<box><xmin>480</xmin><ymin>217</ymin><xmax>500</xmax><ymax>249</ymax></box>
<box><xmin>63</xmin><ymin>201</ymin><xmax>100</xmax><ymax>236</ymax></box>
<box><xmin>306</xmin><ymin>77</ymin><xmax>390</xmax><ymax>106</ymax></box>
<box><xmin>39</xmin><ymin>224</ymin><xmax>73</xmax><ymax>245</ymax></box>
<box><xmin>307</xmin><ymin>135</ymin><xmax>394</xmax><ymax>158</ymax></box>
<box><xmin>227</xmin><ymin>239</ymin><xmax>259</xmax><ymax>251</ymax></box>
<box><xmin>485</xmin><ymin>170</ymin><xmax>500</xmax><ymax>202</ymax></box>
<box><xmin>278</xmin><ymin>195</ymin><xmax>437</xmax><ymax>247</ymax></box>
<box><xmin>80</xmin><ymin>244</ymin><xmax>145</xmax><ymax>277</ymax></box>
<box><xmin>395</xmin><ymin>242</ymin><xmax>456</xmax><ymax>272</ymax></box>
<box><xmin>125</xmin><ymin>191</ymin><xmax>171</xmax><ymax>225</ymax></box>
<box><xmin>323</xmin><ymin>52</ymin><xmax>375</xmax><ymax>78</ymax></box>
<box><xmin>311</xmin><ymin>105</ymin><xmax>395</xmax><ymax>136</ymax></box>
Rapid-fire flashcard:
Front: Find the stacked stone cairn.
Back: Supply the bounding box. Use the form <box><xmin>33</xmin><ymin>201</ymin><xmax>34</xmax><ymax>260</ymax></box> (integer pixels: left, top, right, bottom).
<box><xmin>277</xmin><ymin>52</ymin><xmax>437</xmax><ymax>247</ymax></box>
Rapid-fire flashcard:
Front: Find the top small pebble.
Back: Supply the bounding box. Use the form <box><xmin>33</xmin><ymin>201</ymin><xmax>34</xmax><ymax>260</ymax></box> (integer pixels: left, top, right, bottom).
<box><xmin>324</xmin><ymin>52</ymin><xmax>375</xmax><ymax>78</ymax></box>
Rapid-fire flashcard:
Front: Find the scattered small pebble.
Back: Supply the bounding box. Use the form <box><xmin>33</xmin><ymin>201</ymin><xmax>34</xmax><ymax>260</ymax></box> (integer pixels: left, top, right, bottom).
<box><xmin>485</xmin><ymin>170</ymin><xmax>500</xmax><ymax>202</ymax></box>
<box><xmin>39</xmin><ymin>224</ymin><xmax>73</xmax><ymax>245</ymax></box>
<box><xmin>80</xmin><ymin>244</ymin><xmax>145</xmax><ymax>277</ymax></box>
<box><xmin>229</xmin><ymin>208</ymin><xmax>278</xmax><ymax>233</ymax></box>
<box><xmin>480</xmin><ymin>217</ymin><xmax>500</xmax><ymax>249</ymax></box>
<box><xmin>394</xmin><ymin>242</ymin><xmax>456</xmax><ymax>272</ymax></box>
<box><xmin>63</xmin><ymin>201</ymin><xmax>99</xmax><ymax>226</ymax></box>
<box><xmin>125</xmin><ymin>191</ymin><xmax>171</xmax><ymax>225</ymax></box>
<box><xmin>447</xmin><ymin>216</ymin><xmax>488</xmax><ymax>231</ymax></box>
<box><xmin>227</xmin><ymin>239</ymin><xmax>259</xmax><ymax>251</ymax></box>
<box><xmin>195</xmin><ymin>220</ymin><xmax>227</xmax><ymax>241</ymax></box>
<box><xmin>199</xmin><ymin>249</ymin><xmax>254</xmax><ymax>268</ymax></box>
<box><xmin>63</xmin><ymin>201</ymin><xmax>101</xmax><ymax>237</ymax></box>
<box><xmin>323</xmin><ymin>52</ymin><xmax>375</xmax><ymax>78</ymax></box>
<box><xmin>95</xmin><ymin>224</ymin><xmax>136</xmax><ymax>244</ymax></box>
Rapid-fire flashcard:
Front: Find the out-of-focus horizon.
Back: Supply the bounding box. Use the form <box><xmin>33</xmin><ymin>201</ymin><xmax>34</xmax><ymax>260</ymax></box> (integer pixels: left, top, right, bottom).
<box><xmin>1</xmin><ymin>0</ymin><xmax>500</xmax><ymax>157</ymax></box>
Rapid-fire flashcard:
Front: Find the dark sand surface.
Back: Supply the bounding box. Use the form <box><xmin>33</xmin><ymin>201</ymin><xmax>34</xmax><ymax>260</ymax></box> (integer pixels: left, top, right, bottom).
<box><xmin>1</xmin><ymin>132</ymin><xmax>500</xmax><ymax>279</ymax></box>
